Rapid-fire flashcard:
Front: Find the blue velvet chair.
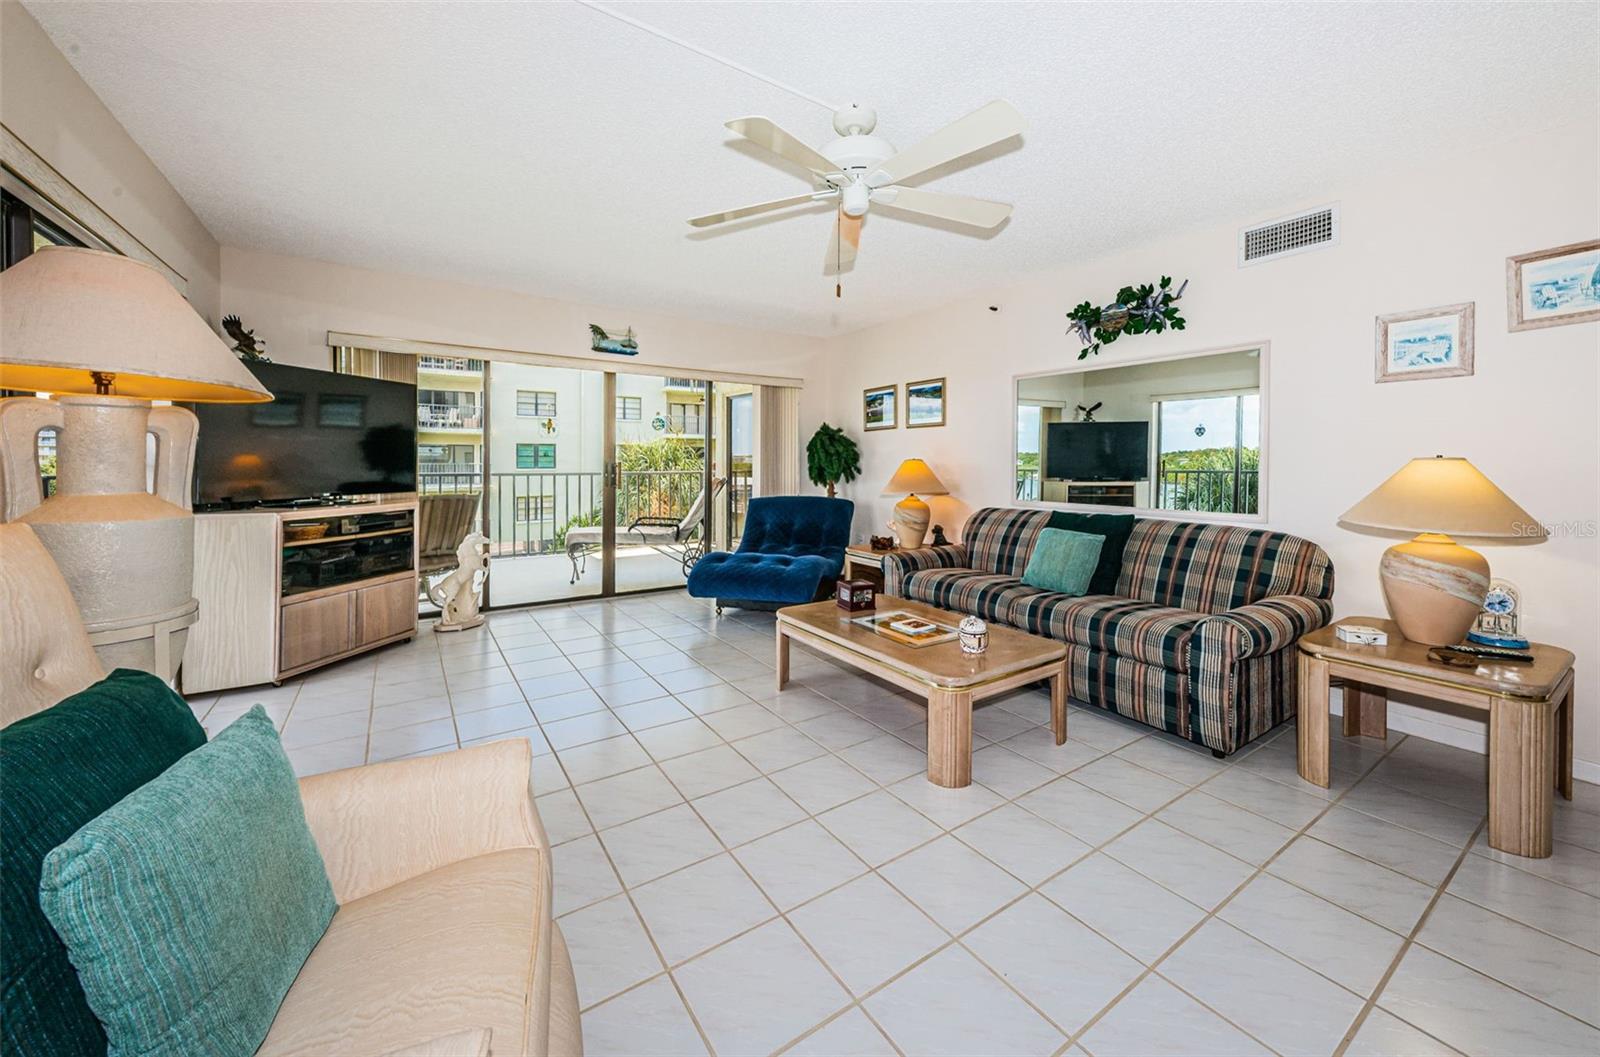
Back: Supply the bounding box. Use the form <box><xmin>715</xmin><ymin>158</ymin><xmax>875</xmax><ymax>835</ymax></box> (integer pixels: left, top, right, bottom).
<box><xmin>687</xmin><ymin>496</ymin><xmax>854</xmax><ymax>611</ymax></box>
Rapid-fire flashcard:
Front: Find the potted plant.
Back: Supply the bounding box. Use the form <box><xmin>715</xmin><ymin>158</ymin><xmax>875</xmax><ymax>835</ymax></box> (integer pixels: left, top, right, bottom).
<box><xmin>805</xmin><ymin>423</ymin><xmax>861</xmax><ymax>498</ymax></box>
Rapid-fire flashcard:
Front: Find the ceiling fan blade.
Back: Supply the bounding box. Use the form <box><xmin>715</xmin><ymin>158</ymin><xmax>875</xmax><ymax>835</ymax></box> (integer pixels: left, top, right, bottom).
<box><xmin>826</xmin><ymin>208</ymin><xmax>861</xmax><ymax>275</ymax></box>
<box><xmin>725</xmin><ymin>117</ymin><xmax>838</xmax><ymax>179</ymax></box>
<box><xmin>875</xmin><ymin>186</ymin><xmax>1012</xmax><ymax>229</ymax></box>
<box><xmin>867</xmin><ymin>100</ymin><xmax>1025</xmax><ymax>187</ymax></box>
<box><xmin>688</xmin><ymin>193</ymin><xmax>824</xmax><ymax>228</ymax></box>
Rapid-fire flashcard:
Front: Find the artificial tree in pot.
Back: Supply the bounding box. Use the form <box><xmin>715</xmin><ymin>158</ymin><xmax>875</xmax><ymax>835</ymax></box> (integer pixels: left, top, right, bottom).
<box><xmin>806</xmin><ymin>423</ymin><xmax>861</xmax><ymax>498</ymax></box>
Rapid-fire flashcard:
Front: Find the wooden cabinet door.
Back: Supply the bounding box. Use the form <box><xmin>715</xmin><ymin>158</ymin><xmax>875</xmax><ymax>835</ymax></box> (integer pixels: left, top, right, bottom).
<box><xmin>280</xmin><ymin>593</ymin><xmax>353</xmax><ymax>673</ymax></box>
<box><xmin>355</xmin><ymin>577</ymin><xmax>416</xmax><ymax>647</ymax></box>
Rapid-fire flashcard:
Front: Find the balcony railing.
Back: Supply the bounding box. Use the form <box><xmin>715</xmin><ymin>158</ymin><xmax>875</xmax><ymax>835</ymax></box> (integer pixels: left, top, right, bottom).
<box><xmin>418</xmin><ymin>403</ymin><xmax>483</xmax><ymax>430</ymax></box>
<box><xmin>1157</xmin><ymin>468</ymin><xmax>1259</xmax><ymax>514</ymax></box>
<box><xmin>418</xmin><ymin>355</ymin><xmax>485</xmax><ymax>373</ymax></box>
<box><xmin>419</xmin><ymin>468</ymin><xmax>752</xmax><ymax>558</ymax></box>
<box><xmin>1015</xmin><ymin>468</ymin><xmax>1040</xmax><ymax>501</ymax></box>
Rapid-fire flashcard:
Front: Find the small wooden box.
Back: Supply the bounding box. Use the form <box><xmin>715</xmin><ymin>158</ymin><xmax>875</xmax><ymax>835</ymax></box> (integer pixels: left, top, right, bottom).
<box><xmin>836</xmin><ymin>578</ymin><xmax>876</xmax><ymax>612</ymax></box>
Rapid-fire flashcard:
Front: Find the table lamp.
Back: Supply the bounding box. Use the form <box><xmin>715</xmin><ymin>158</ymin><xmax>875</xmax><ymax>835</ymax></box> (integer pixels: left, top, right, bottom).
<box><xmin>882</xmin><ymin>458</ymin><xmax>949</xmax><ymax>548</ymax></box>
<box><xmin>0</xmin><ymin>246</ymin><xmax>271</xmax><ymax>679</ymax></box>
<box><xmin>1339</xmin><ymin>456</ymin><xmax>1543</xmax><ymax>646</ymax></box>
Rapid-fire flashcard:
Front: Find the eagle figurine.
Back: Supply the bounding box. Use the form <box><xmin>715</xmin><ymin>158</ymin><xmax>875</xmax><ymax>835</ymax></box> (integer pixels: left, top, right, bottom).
<box><xmin>222</xmin><ymin>315</ymin><xmax>269</xmax><ymax>362</ymax></box>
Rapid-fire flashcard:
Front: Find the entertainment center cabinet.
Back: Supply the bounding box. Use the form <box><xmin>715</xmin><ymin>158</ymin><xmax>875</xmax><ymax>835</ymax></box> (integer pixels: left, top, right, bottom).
<box><xmin>183</xmin><ymin>497</ymin><xmax>419</xmax><ymax>694</ymax></box>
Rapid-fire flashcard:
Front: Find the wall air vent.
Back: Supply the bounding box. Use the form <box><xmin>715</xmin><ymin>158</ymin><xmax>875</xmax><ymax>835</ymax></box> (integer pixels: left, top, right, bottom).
<box><xmin>1238</xmin><ymin>204</ymin><xmax>1339</xmax><ymax>267</ymax></box>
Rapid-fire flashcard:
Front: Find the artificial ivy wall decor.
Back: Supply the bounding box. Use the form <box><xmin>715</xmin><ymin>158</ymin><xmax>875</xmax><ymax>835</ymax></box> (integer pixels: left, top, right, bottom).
<box><xmin>1067</xmin><ymin>276</ymin><xmax>1189</xmax><ymax>359</ymax></box>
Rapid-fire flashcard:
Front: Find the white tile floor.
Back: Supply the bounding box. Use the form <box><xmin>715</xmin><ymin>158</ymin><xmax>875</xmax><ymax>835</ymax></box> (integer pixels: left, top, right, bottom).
<box><xmin>188</xmin><ymin>591</ymin><xmax>1600</xmax><ymax>1057</ymax></box>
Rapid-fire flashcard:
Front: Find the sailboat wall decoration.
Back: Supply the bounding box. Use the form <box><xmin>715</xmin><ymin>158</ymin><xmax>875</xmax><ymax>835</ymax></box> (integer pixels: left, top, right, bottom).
<box><xmin>589</xmin><ymin>324</ymin><xmax>640</xmax><ymax>356</ymax></box>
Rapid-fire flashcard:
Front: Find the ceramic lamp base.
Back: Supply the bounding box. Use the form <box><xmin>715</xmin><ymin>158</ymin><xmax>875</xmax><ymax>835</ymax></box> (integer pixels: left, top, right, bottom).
<box><xmin>1378</xmin><ymin>533</ymin><xmax>1490</xmax><ymax>646</ymax></box>
<box><xmin>891</xmin><ymin>493</ymin><xmax>931</xmax><ymax>548</ymax></box>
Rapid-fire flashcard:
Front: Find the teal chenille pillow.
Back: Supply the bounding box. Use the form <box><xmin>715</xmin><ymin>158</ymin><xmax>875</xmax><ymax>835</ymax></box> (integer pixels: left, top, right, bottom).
<box><xmin>1</xmin><ymin>668</ymin><xmax>207</xmax><ymax>1057</ymax></box>
<box><xmin>1021</xmin><ymin>528</ymin><xmax>1106</xmax><ymax>596</ymax></box>
<box><xmin>1045</xmin><ymin>511</ymin><xmax>1136</xmax><ymax>594</ymax></box>
<box><xmin>38</xmin><ymin>706</ymin><xmax>335</xmax><ymax>1057</ymax></box>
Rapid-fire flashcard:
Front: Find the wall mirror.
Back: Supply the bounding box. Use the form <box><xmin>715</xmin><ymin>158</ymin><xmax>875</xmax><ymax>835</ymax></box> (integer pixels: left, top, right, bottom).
<box><xmin>1013</xmin><ymin>345</ymin><xmax>1266</xmax><ymax>519</ymax></box>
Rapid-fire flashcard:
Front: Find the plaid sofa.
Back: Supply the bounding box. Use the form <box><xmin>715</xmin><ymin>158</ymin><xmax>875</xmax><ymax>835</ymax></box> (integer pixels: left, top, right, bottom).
<box><xmin>884</xmin><ymin>508</ymin><xmax>1334</xmax><ymax>756</ymax></box>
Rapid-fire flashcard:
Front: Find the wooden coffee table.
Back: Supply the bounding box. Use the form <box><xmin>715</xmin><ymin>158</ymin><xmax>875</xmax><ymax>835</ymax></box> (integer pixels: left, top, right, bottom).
<box><xmin>1297</xmin><ymin>617</ymin><xmax>1575</xmax><ymax>858</ymax></box>
<box><xmin>775</xmin><ymin>596</ymin><xmax>1068</xmax><ymax>788</ymax></box>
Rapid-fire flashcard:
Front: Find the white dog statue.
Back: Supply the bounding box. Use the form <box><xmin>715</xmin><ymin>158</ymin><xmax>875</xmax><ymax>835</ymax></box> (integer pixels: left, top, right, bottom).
<box><xmin>428</xmin><ymin>531</ymin><xmax>489</xmax><ymax>632</ymax></box>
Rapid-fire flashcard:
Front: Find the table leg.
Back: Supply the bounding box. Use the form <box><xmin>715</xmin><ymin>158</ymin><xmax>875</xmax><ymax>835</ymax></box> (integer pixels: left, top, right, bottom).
<box><xmin>1488</xmin><ymin>694</ymin><xmax>1554</xmax><ymax>858</ymax></box>
<box><xmin>1341</xmin><ymin>681</ymin><xmax>1389</xmax><ymax>740</ymax></box>
<box><xmin>1051</xmin><ymin>663</ymin><xmax>1068</xmax><ymax>746</ymax></box>
<box><xmin>927</xmin><ymin>687</ymin><xmax>973</xmax><ymax>788</ymax></box>
<box><xmin>775</xmin><ymin>628</ymin><xmax>790</xmax><ymax>692</ymax></box>
<box><xmin>1296</xmin><ymin>652</ymin><xmax>1331</xmax><ymax>788</ymax></box>
<box><xmin>1557</xmin><ymin>681</ymin><xmax>1574</xmax><ymax>802</ymax></box>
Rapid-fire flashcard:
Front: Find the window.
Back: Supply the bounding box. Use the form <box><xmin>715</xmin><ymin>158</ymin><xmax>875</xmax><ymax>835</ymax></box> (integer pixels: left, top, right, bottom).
<box><xmin>616</xmin><ymin>396</ymin><xmax>641</xmax><ymax>421</ymax></box>
<box><xmin>418</xmin><ymin>444</ymin><xmax>448</xmax><ymax>463</ymax></box>
<box><xmin>668</xmin><ymin>401</ymin><xmax>704</xmax><ymax>434</ymax></box>
<box><xmin>516</xmin><ymin>443</ymin><xmax>557</xmax><ymax>470</ymax></box>
<box><xmin>1154</xmin><ymin>391</ymin><xmax>1260</xmax><ymax>515</ymax></box>
<box><xmin>517</xmin><ymin>390</ymin><xmax>557</xmax><ymax>418</ymax></box>
<box><xmin>515</xmin><ymin>496</ymin><xmax>550</xmax><ymax>522</ymax></box>
<box><xmin>3</xmin><ymin>188</ymin><xmax>85</xmax><ymax>270</ymax></box>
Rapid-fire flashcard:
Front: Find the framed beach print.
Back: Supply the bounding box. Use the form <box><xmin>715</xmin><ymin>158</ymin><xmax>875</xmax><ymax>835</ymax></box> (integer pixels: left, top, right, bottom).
<box><xmin>1375</xmin><ymin>302</ymin><xmax>1474</xmax><ymax>383</ymax></box>
<box><xmin>905</xmin><ymin>377</ymin><xmax>947</xmax><ymax>428</ymax></box>
<box><xmin>1507</xmin><ymin>239</ymin><xmax>1600</xmax><ymax>332</ymax></box>
<box><xmin>863</xmin><ymin>384</ymin><xmax>898</xmax><ymax>430</ymax></box>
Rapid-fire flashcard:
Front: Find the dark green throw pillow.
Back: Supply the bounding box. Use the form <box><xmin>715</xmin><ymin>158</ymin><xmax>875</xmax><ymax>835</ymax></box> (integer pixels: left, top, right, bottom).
<box><xmin>39</xmin><ymin>706</ymin><xmax>335</xmax><ymax>1057</ymax></box>
<box><xmin>1</xmin><ymin>668</ymin><xmax>206</xmax><ymax>1057</ymax></box>
<box><xmin>1045</xmin><ymin>511</ymin><xmax>1137</xmax><ymax>595</ymax></box>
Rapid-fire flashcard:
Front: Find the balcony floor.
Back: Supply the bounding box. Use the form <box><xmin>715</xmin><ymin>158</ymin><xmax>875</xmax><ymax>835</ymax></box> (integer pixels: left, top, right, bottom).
<box><xmin>467</xmin><ymin>545</ymin><xmax>692</xmax><ymax>607</ymax></box>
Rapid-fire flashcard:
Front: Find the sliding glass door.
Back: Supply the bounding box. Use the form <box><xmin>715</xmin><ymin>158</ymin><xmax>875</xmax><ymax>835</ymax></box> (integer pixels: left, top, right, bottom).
<box><xmin>396</xmin><ymin>348</ymin><xmax>782</xmax><ymax>610</ymax></box>
<box><xmin>481</xmin><ymin>361</ymin><xmax>610</xmax><ymax>607</ymax></box>
<box><xmin>610</xmin><ymin>374</ymin><xmax>710</xmax><ymax>595</ymax></box>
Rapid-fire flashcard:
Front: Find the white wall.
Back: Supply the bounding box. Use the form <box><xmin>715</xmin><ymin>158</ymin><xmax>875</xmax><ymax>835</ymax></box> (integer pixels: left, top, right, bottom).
<box><xmin>0</xmin><ymin>1</ymin><xmax>221</xmax><ymax>319</ymax></box>
<box><xmin>824</xmin><ymin>120</ymin><xmax>1600</xmax><ymax>773</ymax></box>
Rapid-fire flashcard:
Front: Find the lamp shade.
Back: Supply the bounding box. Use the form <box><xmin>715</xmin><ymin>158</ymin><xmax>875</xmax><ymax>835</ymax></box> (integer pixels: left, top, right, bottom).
<box><xmin>882</xmin><ymin>458</ymin><xmax>949</xmax><ymax>496</ymax></box>
<box><xmin>0</xmin><ymin>246</ymin><xmax>270</xmax><ymax>402</ymax></box>
<box><xmin>1340</xmin><ymin>457</ymin><xmax>1543</xmax><ymax>540</ymax></box>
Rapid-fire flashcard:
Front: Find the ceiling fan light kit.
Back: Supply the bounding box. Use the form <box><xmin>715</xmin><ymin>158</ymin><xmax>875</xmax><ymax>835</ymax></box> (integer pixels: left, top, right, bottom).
<box><xmin>690</xmin><ymin>100</ymin><xmax>1025</xmax><ymax>287</ymax></box>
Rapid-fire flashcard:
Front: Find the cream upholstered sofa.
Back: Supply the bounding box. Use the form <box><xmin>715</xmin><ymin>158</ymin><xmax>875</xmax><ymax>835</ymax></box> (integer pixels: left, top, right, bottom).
<box><xmin>1</xmin><ymin>524</ymin><xmax>581</xmax><ymax>1056</ymax></box>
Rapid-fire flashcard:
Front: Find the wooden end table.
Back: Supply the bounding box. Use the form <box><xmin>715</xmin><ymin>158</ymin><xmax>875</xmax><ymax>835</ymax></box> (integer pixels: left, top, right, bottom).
<box><xmin>1296</xmin><ymin>617</ymin><xmax>1575</xmax><ymax>858</ymax></box>
<box><xmin>843</xmin><ymin>545</ymin><xmax>906</xmax><ymax>589</ymax></box>
<box><xmin>775</xmin><ymin>596</ymin><xmax>1067</xmax><ymax>788</ymax></box>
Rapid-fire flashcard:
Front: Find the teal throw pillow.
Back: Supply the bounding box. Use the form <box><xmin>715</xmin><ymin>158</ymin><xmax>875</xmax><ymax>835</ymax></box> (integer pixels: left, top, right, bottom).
<box><xmin>1</xmin><ymin>668</ymin><xmax>206</xmax><ymax>1057</ymax></box>
<box><xmin>1021</xmin><ymin>528</ymin><xmax>1105</xmax><ymax>596</ymax></box>
<box><xmin>1045</xmin><ymin>511</ymin><xmax>1136</xmax><ymax>594</ymax></box>
<box><xmin>38</xmin><ymin>706</ymin><xmax>335</xmax><ymax>1057</ymax></box>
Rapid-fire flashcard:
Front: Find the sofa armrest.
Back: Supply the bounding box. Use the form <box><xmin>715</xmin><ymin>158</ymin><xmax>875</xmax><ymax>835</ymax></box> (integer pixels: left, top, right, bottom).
<box><xmin>298</xmin><ymin>739</ymin><xmax>546</xmax><ymax>904</ymax></box>
<box><xmin>883</xmin><ymin>544</ymin><xmax>970</xmax><ymax>595</ymax></box>
<box><xmin>1193</xmin><ymin>595</ymin><xmax>1334</xmax><ymax>662</ymax></box>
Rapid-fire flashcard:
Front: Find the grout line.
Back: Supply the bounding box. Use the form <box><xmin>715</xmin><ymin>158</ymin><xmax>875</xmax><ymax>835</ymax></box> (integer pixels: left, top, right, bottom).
<box><xmin>1331</xmin><ymin>818</ymin><xmax>1488</xmax><ymax>1056</ymax></box>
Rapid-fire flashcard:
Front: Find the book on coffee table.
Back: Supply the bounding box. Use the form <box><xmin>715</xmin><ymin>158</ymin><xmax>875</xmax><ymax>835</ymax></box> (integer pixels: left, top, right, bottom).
<box><xmin>851</xmin><ymin>610</ymin><xmax>960</xmax><ymax>648</ymax></box>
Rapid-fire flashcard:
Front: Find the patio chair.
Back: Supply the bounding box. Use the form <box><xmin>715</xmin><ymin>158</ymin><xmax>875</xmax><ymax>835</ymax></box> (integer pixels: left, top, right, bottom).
<box><xmin>566</xmin><ymin>477</ymin><xmax>725</xmax><ymax>584</ymax></box>
<box><xmin>417</xmin><ymin>491</ymin><xmax>482</xmax><ymax>598</ymax></box>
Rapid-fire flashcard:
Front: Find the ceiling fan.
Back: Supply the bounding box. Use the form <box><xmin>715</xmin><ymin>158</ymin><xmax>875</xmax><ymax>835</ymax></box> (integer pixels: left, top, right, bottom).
<box><xmin>689</xmin><ymin>100</ymin><xmax>1025</xmax><ymax>284</ymax></box>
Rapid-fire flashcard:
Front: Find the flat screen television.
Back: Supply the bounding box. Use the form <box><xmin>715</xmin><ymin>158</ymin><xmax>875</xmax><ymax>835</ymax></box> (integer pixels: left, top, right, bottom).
<box><xmin>191</xmin><ymin>361</ymin><xmax>417</xmax><ymax>507</ymax></box>
<box><xmin>1045</xmin><ymin>421</ymin><xmax>1150</xmax><ymax>481</ymax></box>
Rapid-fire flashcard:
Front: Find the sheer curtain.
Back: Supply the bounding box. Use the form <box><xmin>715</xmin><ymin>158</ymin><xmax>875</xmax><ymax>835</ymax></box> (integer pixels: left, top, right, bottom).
<box><xmin>754</xmin><ymin>385</ymin><xmax>801</xmax><ymax>496</ymax></box>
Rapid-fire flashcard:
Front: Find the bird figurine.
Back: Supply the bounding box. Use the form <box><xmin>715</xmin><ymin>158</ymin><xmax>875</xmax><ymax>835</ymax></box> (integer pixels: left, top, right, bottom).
<box><xmin>222</xmin><ymin>315</ymin><xmax>269</xmax><ymax>362</ymax></box>
<box><xmin>1078</xmin><ymin>401</ymin><xmax>1103</xmax><ymax>422</ymax></box>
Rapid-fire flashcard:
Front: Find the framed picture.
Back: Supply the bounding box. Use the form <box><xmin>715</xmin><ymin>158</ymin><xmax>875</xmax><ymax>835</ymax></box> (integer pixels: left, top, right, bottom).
<box><xmin>863</xmin><ymin>384</ymin><xmax>898</xmax><ymax>430</ymax></box>
<box><xmin>1507</xmin><ymin>239</ymin><xmax>1600</xmax><ymax>332</ymax></box>
<box><xmin>1375</xmin><ymin>302</ymin><xmax>1474</xmax><ymax>383</ymax></box>
<box><xmin>905</xmin><ymin>377</ymin><xmax>947</xmax><ymax>428</ymax></box>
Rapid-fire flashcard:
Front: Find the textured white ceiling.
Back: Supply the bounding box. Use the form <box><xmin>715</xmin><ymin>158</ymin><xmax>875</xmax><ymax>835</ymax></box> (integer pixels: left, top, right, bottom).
<box><xmin>25</xmin><ymin>1</ymin><xmax>1597</xmax><ymax>337</ymax></box>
